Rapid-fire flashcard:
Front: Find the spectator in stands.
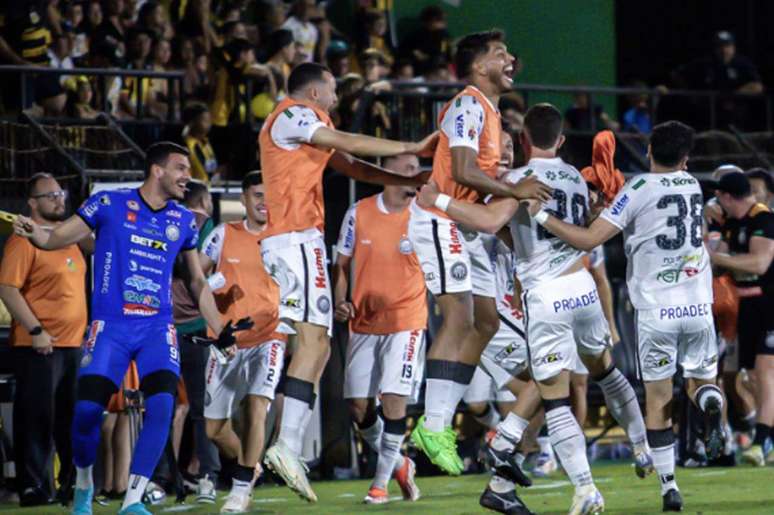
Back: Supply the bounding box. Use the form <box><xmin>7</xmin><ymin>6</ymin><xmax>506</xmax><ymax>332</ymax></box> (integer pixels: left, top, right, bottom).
<box><xmin>137</xmin><ymin>1</ymin><xmax>173</xmax><ymax>41</ymax></box>
<box><xmin>171</xmin><ymin>179</ymin><xmax>219</xmax><ymax>504</ymax></box>
<box><xmin>353</xmin><ymin>8</ymin><xmax>393</xmax><ymax>73</ymax></box>
<box><xmin>264</xmin><ymin>29</ymin><xmax>296</xmax><ymax>97</ymax></box>
<box><xmin>172</xmin><ymin>0</ymin><xmax>219</xmax><ymax>53</ymax></box>
<box><xmin>73</xmin><ymin>1</ymin><xmax>103</xmax><ymax>59</ymax></box>
<box><xmin>499</xmin><ymin>93</ymin><xmax>526</xmax><ymax>132</ymax></box>
<box><xmin>221</xmin><ymin>20</ymin><xmax>248</xmax><ymax>46</ymax></box>
<box><xmin>393</xmin><ymin>58</ymin><xmax>414</xmax><ymax>81</ymax></box>
<box><xmin>48</xmin><ymin>31</ymin><xmax>76</xmax><ymax>86</ymax></box>
<box><xmin>65</xmin><ymin>75</ymin><xmax>99</xmax><ymax>119</ymax></box>
<box><xmin>92</xmin><ymin>0</ymin><xmax>127</xmax><ymax>65</ymax></box>
<box><xmin>621</xmin><ymin>81</ymin><xmax>653</xmax><ymax>134</ymax></box>
<box><xmin>174</xmin><ymin>37</ymin><xmax>205</xmax><ymax>101</ymax></box>
<box><xmin>0</xmin><ymin>2</ymin><xmax>66</xmax><ymax>115</ymax></box>
<box><xmin>282</xmin><ymin>0</ymin><xmax>319</xmax><ymax>63</ymax></box>
<box><xmin>360</xmin><ymin>48</ymin><xmax>391</xmax><ymax>83</ymax></box>
<box><xmin>326</xmin><ymin>39</ymin><xmax>350</xmax><ymax>78</ymax></box>
<box><xmin>256</xmin><ymin>0</ymin><xmax>287</xmax><ymax>41</ymax></box>
<box><xmin>747</xmin><ymin>168</ymin><xmax>774</xmax><ymax>208</ymax></box>
<box><xmin>564</xmin><ymin>92</ymin><xmax>619</xmax><ymax>132</ymax></box>
<box><xmin>183</xmin><ymin>103</ymin><xmax>220</xmax><ymax>182</ymax></box>
<box><xmin>400</xmin><ymin>5</ymin><xmax>452</xmax><ymax>76</ymax></box>
<box><xmin>147</xmin><ymin>37</ymin><xmax>174</xmax><ymax>119</ymax></box>
<box><xmin>0</xmin><ymin>174</ymin><xmax>88</xmax><ymax>507</ymax></box>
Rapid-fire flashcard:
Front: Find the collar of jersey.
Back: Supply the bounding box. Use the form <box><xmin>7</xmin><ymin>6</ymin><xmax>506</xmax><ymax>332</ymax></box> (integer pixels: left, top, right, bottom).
<box><xmin>136</xmin><ymin>188</ymin><xmax>169</xmax><ymax>213</ymax></box>
<box><xmin>527</xmin><ymin>157</ymin><xmax>563</xmax><ymax>165</ymax></box>
<box><xmin>465</xmin><ymin>85</ymin><xmax>498</xmax><ymax>113</ymax></box>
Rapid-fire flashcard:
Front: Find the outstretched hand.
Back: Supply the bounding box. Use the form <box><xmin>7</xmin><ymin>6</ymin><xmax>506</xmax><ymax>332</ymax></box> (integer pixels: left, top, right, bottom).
<box><xmin>412</xmin><ymin>131</ymin><xmax>439</xmax><ymax>158</ymax></box>
<box><xmin>511</xmin><ymin>175</ymin><xmax>552</xmax><ymax>202</ymax></box>
<box><xmin>417</xmin><ymin>180</ymin><xmax>440</xmax><ymax>209</ymax></box>
<box><xmin>191</xmin><ymin>317</ymin><xmax>254</xmax><ymax>351</ymax></box>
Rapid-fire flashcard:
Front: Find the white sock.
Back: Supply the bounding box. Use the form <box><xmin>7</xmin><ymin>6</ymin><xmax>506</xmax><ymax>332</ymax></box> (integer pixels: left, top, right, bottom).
<box><xmin>424</xmin><ymin>378</ymin><xmax>454</xmax><ymax>432</ymax></box>
<box><xmin>652</xmin><ymin>445</ymin><xmax>678</xmax><ymax>494</ymax></box>
<box><xmin>448</xmin><ymin>381</ymin><xmax>470</xmax><ymax>425</ymax></box>
<box><xmin>278</xmin><ymin>396</ymin><xmax>309</xmax><ymax>455</ymax></box>
<box><xmin>358</xmin><ymin>415</ymin><xmax>384</xmax><ymax>452</ymax></box>
<box><xmin>373</xmin><ymin>428</ymin><xmax>405</xmax><ymax>489</ymax></box>
<box><xmin>491</xmin><ymin>413</ymin><xmax>528</xmax><ymax>452</ymax></box>
<box><xmin>596</xmin><ymin>367</ymin><xmax>647</xmax><ymax>446</ymax></box>
<box><xmin>694</xmin><ymin>384</ymin><xmax>724</xmax><ymax>413</ymax></box>
<box><xmin>231</xmin><ymin>478</ymin><xmax>252</xmax><ymax>497</ymax></box>
<box><xmin>489</xmin><ymin>473</ymin><xmax>515</xmax><ymax>494</ymax></box>
<box><xmin>474</xmin><ymin>403</ymin><xmax>502</xmax><ymax>430</ymax></box>
<box><xmin>122</xmin><ymin>474</ymin><xmax>149</xmax><ymax>510</ymax></box>
<box><xmin>546</xmin><ymin>405</ymin><xmax>593</xmax><ymax>487</ymax></box>
<box><xmin>537</xmin><ymin>435</ymin><xmax>554</xmax><ymax>458</ymax></box>
<box><xmin>75</xmin><ymin>465</ymin><xmax>93</xmax><ymax>490</ymax></box>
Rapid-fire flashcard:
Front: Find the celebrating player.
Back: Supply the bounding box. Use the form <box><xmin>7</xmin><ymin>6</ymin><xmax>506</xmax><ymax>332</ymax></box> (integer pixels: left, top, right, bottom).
<box><xmin>521</xmin><ymin>120</ymin><xmax>725</xmax><ymax>511</ymax></box>
<box><xmin>407</xmin><ymin>30</ymin><xmax>551</xmax><ymax>476</ymax></box>
<box><xmin>258</xmin><ymin>62</ymin><xmax>435</xmax><ymax>502</ymax></box>
<box><xmin>333</xmin><ymin>155</ymin><xmax>426</xmax><ymax>505</ymax></box>
<box><xmin>418</xmin><ymin>104</ymin><xmax>651</xmax><ymax>515</ymax></box>
<box><xmin>199</xmin><ymin>172</ymin><xmax>286</xmax><ymax>513</ymax></box>
<box><xmin>13</xmin><ymin>143</ymin><xmax>242</xmax><ymax>515</ymax></box>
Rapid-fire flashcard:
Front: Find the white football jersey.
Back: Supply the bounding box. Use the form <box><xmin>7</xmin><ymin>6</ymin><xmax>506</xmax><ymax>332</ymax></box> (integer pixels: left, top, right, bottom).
<box><xmin>480</xmin><ymin>234</ymin><xmax>518</xmax><ymax>317</ymax></box>
<box><xmin>505</xmin><ymin>157</ymin><xmax>588</xmax><ymax>290</ymax></box>
<box><xmin>600</xmin><ymin>171</ymin><xmax>713</xmax><ymax>309</ymax></box>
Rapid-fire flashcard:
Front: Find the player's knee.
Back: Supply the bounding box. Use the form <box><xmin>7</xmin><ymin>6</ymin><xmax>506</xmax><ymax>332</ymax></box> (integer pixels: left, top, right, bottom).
<box><xmin>77</xmin><ymin>374</ymin><xmax>119</xmax><ymax>407</ymax></box>
<box><xmin>475</xmin><ymin>315</ymin><xmax>499</xmax><ymax>342</ymax></box>
<box><xmin>140</xmin><ymin>370</ymin><xmax>179</xmax><ymax>399</ymax></box>
<box><xmin>467</xmin><ymin>401</ymin><xmax>488</xmax><ymax>417</ymax></box>
<box><xmin>348</xmin><ymin>399</ymin><xmax>370</xmax><ymax>425</ymax></box>
<box><xmin>205</xmin><ymin>418</ymin><xmax>227</xmax><ymax>440</ymax></box>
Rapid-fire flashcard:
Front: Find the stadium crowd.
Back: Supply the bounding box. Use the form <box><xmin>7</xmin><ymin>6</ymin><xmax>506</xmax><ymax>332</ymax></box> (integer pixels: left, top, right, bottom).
<box><xmin>0</xmin><ymin>3</ymin><xmax>773</xmax><ymax>515</ymax></box>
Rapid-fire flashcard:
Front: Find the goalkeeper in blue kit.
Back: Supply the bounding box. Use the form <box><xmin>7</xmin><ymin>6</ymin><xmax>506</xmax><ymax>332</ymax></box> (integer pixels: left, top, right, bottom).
<box><xmin>13</xmin><ymin>142</ymin><xmax>247</xmax><ymax>515</ymax></box>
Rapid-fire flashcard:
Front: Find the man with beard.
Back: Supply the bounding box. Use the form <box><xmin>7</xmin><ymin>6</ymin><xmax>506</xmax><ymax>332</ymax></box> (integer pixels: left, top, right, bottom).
<box><xmin>0</xmin><ymin>174</ymin><xmax>87</xmax><ymax>507</ymax></box>
<box><xmin>13</xmin><ymin>142</ymin><xmax>242</xmax><ymax>515</ymax></box>
<box><xmin>333</xmin><ymin>155</ymin><xmax>426</xmax><ymax>505</ymax></box>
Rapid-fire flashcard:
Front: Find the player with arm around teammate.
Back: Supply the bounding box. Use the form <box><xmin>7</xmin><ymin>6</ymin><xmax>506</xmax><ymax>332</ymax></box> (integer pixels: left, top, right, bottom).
<box><xmin>258</xmin><ymin>62</ymin><xmax>436</xmax><ymax>502</ymax></box>
<box><xmin>13</xmin><ymin>142</ymin><xmax>245</xmax><ymax>515</ymax></box>
<box><xmin>418</xmin><ymin>104</ymin><xmax>652</xmax><ymax>515</ymax></box>
<box><xmin>332</xmin><ymin>155</ymin><xmax>426</xmax><ymax>505</ymax></box>
<box><xmin>520</xmin><ymin>121</ymin><xmax>727</xmax><ymax>512</ymax></box>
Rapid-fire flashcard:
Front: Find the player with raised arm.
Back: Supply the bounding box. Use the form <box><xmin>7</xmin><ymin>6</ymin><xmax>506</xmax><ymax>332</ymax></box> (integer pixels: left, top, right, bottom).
<box><xmin>258</xmin><ymin>62</ymin><xmax>435</xmax><ymax>502</ymax></box>
<box><xmin>519</xmin><ymin>120</ymin><xmax>725</xmax><ymax>512</ymax></box>
<box><xmin>407</xmin><ymin>30</ymin><xmax>551</xmax><ymax>476</ymax></box>
<box><xmin>13</xmin><ymin>143</ymin><xmax>246</xmax><ymax>515</ymax></box>
<box><xmin>418</xmin><ymin>104</ymin><xmax>651</xmax><ymax>515</ymax></box>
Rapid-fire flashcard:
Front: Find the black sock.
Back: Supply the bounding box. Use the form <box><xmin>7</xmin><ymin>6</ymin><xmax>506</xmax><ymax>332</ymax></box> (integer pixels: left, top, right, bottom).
<box><xmin>753</xmin><ymin>423</ymin><xmax>771</xmax><ymax>447</ymax></box>
<box><xmin>233</xmin><ymin>464</ymin><xmax>254</xmax><ymax>483</ymax></box>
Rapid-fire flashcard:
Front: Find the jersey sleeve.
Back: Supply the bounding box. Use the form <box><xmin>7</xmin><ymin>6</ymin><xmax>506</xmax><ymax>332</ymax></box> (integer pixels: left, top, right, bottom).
<box><xmin>599</xmin><ymin>176</ymin><xmax>646</xmax><ymax>230</ymax></box>
<box><xmin>440</xmin><ymin>95</ymin><xmax>485</xmax><ymax>152</ymax></box>
<box><xmin>76</xmin><ymin>191</ymin><xmax>113</xmax><ymax>229</ymax></box>
<box><xmin>751</xmin><ymin>212</ymin><xmax>774</xmax><ymax>240</ymax></box>
<box><xmin>0</xmin><ymin>235</ymin><xmax>35</xmax><ymax>289</ymax></box>
<box><xmin>270</xmin><ymin>105</ymin><xmax>326</xmax><ymax>149</ymax></box>
<box><xmin>336</xmin><ymin>204</ymin><xmax>357</xmax><ymax>257</ymax></box>
<box><xmin>202</xmin><ymin>223</ymin><xmax>226</xmax><ymax>263</ymax></box>
<box><xmin>588</xmin><ymin>245</ymin><xmax>606</xmax><ymax>269</ymax></box>
<box><xmin>182</xmin><ymin>215</ymin><xmax>199</xmax><ymax>251</ymax></box>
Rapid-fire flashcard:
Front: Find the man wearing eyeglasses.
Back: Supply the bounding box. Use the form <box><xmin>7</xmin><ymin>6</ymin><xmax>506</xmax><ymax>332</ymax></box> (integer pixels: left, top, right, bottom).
<box><xmin>0</xmin><ymin>173</ymin><xmax>87</xmax><ymax>507</ymax></box>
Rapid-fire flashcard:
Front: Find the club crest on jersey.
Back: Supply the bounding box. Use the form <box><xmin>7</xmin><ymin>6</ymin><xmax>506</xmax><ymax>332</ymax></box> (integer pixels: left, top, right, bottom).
<box><xmin>165</xmin><ymin>224</ymin><xmax>180</xmax><ymax>242</ymax></box>
<box><xmin>610</xmin><ymin>194</ymin><xmax>630</xmax><ymax>215</ymax></box>
<box><xmin>127</xmin><ymin>200</ymin><xmax>139</xmax><ymax>210</ymax></box>
<box><xmin>450</xmin><ymin>262</ymin><xmax>468</xmax><ymax>281</ymax></box>
<box><xmin>99</xmin><ymin>195</ymin><xmax>111</xmax><ymax>205</ymax></box>
<box><xmin>399</xmin><ymin>237</ymin><xmax>413</xmax><ymax>254</ymax></box>
<box><xmin>316</xmin><ymin>296</ymin><xmax>331</xmax><ymax>313</ymax></box>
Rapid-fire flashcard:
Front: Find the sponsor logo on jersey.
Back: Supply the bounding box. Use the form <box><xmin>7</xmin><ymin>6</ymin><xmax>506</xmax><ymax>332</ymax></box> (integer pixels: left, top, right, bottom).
<box><xmin>702</xmin><ymin>354</ymin><xmax>718</xmax><ymax>367</ymax></box>
<box><xmin>660</xmin><ymin>177</ymin><xmax>697</xmax><ymax>187</ymax></box>
<box><xmin>122</xmin><ymin>304</ymin><xmax>159</xmax><ymax>316</ymax></box>
<box><xmin>549</xmin><ymin>252</ymin><xmax>571</xmax><ymax>270</ymax></box>
<box><xmin>167</xmin><ymin>210</ymin><xmax>181</xmax><ymax>218</ymax></box>
<box><xmin>129</xmin><ymin>248</ymin><xmax>166</xmax><ymax>262</ymax></box>
<box><xmin>123</xmin><ymin>290</ymin><xmax>161</xmax><ymax>308</ymax></box>
<box><xmin>467</xmin><ymin>126</ymin><xmax>476</xmax><ymax>140</ymax></box>
<box><xmin>101</xmin><ymin>252</ymin><xmax>113</xmax><ymax>294</ymax></box>
<box><xmin>449</xmin><ymin>223</ymin><xmax>463</xmax><ymax>254</ymax></box>
<box><xmin>610</xmin><ymin>194</ymin><xmax>629</xmax><ymax>215</ymax></box>
<box><xmin>460</xmin><ymin>227</ymin><xmax>477</xmax><ymax>242</ymax></box>
<box><xmin>494</xmin><ymin>343</ymin><xmax>517</xmax><ymax>361</ymax></box>
<box><xmin>632</xmin><ymin>179</ymin><xmax>646</xmax><ymax>190</ymax></box>
<box><xmin>283</xmin><ymin>108</ymin><xmax>294</xmax><ymax>119</ymax></box>
<box><xmin>450</xmin><ymin>261</ymin><xmax>468</xmax><ymax>281</ymax></box>
<box><xmin>83</xmin><ymin>320</ymin><xmax>105</xmax><ymax>356</ymax></box>
<box><xmin>534</xmin><ymin>351</ymin><xmax>563</xmax><ymax>367</ymax></box>
<box><xmin>455</xmin><ymin>113</ymin><xmax>464</xmax><ymax>138</ymax></box>
<box><xmin>125</xmin><ymin>274</ymin><xmax>161</xmax><ymax>292</ymax></box>
<box><xmin>644</xmin><ymin>354</ymin><xmax>672</xmax><ymax>369</ymax></box>
<box><xmin>66</xmin><ymin>257</ymin><xmax>76</xmax><ymax>271</ymax></box>
<box><xmin>127</xmin><ymin>200</ymin><xmax>139</xmax><ymax>210</ymax></box>
<box><xmin>130</xmin><ymin>233</ymin><xmax>168</xmax><ymax>251</ymax></box>
<box><xmin>165</xmin><ymin>224</ymin><xmax>180</xmax><ymax>242</ymax></box>
<box><xmin>126</xmin><ymin>211</ymin><xmax>137</xmax><ymax>223</ymax></box>
<box><xmin>316</xmin><ymin>295</ymin><xmax>331</xmax><ymax>313</ymax></box>
<box><xmin>313</xmin><ymin>247</ymin><xmax>327</xmax><ymax>288</ymax></box>
<box><xmin>545</xmin><ymin>170</ymin><xmax>557</xmax><ymax>181</ymax></box>
<box><xmin>83</xmin><ymin>202</ymin><xmax>99</xmax><ymax>217</ymax></box>
<box><xmin>269</xmin><ymin>342</ymin><xmax>281</xmax><ymax>367</ymax></box>
<box><xmin>401</xmin><ymin>330</ymin><xmax>420</xmax><ymax>363</ymax></box>
<box><xmin>399</xmin><ymin>237</ymin><xmax>413</xmax><ymax>254</ymax></box>
<box><xmin>658</xmin><ymin>303</ymin><xmax>710</xmax><ymax>320</ymax></box>
<box><xmin>282</xmin><ymin>298</ymin><xmax>301</xmax><ymax>309</ymax></box>
<box><xmin>552</xmin><ymin>288</ymin><xmax>599</xmax><ymax>312</ymax></box>
<box><xmin>656</xmin><ymin>267</ymin><xmax>699</xmax><ymax>284</ymax></box>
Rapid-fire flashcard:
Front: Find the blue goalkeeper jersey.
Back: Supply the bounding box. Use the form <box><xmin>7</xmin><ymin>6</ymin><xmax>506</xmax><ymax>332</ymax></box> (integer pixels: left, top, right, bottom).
<box><xmin>77</xmin><ymin>188</ymin><xmax>198</xmax><ymax>322</ymax></box>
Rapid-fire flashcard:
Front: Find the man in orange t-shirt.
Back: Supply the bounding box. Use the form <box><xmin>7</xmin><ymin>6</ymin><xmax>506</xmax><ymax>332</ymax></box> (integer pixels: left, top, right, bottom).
<box><xmin>333</xmin><ymin>155</ymin><xmax>425</xmax><ymax>505</ymax></box>
<box><xmin>258</xmin><ymin>62</ymin><xmax>435</xmax><ymax>502</ymax></box>
<box><xmin>0</xmin><ymin>173</ymin><xmax>87</xmax><ymax>505</ymax></box>
<box><xmin>199</xmin><ymin>172</ymin><xmax>287</xmax><ymax>513</ymax></box>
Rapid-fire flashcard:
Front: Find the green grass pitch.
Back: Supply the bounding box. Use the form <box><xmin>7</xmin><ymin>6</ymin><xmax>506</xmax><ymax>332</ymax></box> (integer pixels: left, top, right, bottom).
<box><xmin>1</xmin><ymin>462</ymin><xmax>772</xmax><ymax>514</ymax></box>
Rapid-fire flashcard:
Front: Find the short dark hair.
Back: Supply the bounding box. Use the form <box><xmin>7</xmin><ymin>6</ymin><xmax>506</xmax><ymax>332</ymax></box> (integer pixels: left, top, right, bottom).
<box><xmin>747</xmin><ymin>167</ymin><xmax>774</xmax><ymax>194</ymax></box>
<box><xmin>182</xmin><ymin>102</ymin><xmax>209</xmax><ymax>125</ymax></box>
<box><xmin>454</xmin><ymin>30</ymin><xmax>505</xmax><ymax>80</ymax></box>
<box><xmin>523</xmin><ymin>103</ymin><xmax>563</xmax><ymax>150</ymax></box>
<box><xmin>420</xmin><ymin>5</ymin><xmax>445</xmax><ymax>24</ymax></box>
<box><xmin>241</xmin><ymin>171</ymin><xmax>263</xmax><ymax>191</ymax></box>
<box><xmin>145</xmin><ymin>141</ymin><xmax>189</xmax><ymax>177</ymax></box>
<box><xmin>184</xmin><ymin>179</ymin><xmax>209</xmax><ymax>207</ymax></box>
<box><xmin>288</xmin><ymin>62</ymin><xmax>331</xmax><ymax>94</ymax></box>
<box><xmin>26</xmin><ymin>172</ymin><xmax>55</xmax><ymax>197</ymax></box>
<box><xmin>650</xmin><ymin>121</ymin><xmax>695</xmax><ymax>168</ymax></box>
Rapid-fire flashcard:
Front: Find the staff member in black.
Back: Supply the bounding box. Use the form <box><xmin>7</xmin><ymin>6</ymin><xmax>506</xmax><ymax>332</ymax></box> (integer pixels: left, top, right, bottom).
<box><xmin>708</xmin><ymin>171</ymin><xmax>774</xmax><ymax>466</ymax></box>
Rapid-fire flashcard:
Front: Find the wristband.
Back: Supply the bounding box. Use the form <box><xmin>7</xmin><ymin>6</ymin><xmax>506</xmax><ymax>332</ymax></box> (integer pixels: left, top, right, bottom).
<box><xmin>29</xmin><ymin>325</ymin><xmax>42</xmax><ymax>336</ymax></box>
<box><xmin>534</xmin><ymin>209</ymin><xmax>549</xmax><ymax>225</ymax></box>
<box><xmin>434</xmin><ymin>194</ymin><xmax>452</xmax><ymax>212</ymax></box>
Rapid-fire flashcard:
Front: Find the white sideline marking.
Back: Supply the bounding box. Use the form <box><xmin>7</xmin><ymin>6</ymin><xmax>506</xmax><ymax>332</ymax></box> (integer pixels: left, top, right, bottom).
<box><xmin>337</xmin><ymin>493</ymin><xmax>356</xmax><ymax>498</ymax></box>
<box><xmin>161</xmin><ymin>506</ymin><xmax>197</xmax><ymax>512</ymax></box>
<box><xmin>695</xmin><ymin>470</ymin><xmax>728</xmax><ymax>477</ymax></box>
<box><xmin>529</xmin><ymin>480</ymin><xmax>571</xmax><ymax>490</ymax></box>
<box><xmin>253</xmin><ymin>497</ymin><xmax>287</xmax><ymax>503</ymax></box>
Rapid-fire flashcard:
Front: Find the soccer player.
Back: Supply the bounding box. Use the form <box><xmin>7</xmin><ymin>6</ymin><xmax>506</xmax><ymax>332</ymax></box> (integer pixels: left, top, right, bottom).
<box><xmin>707</xmin><ymin>171</ymin><xmax>774</xmax><ymax>467</ymax></box>
<box><xmin>518</xmin><ymin>120</ymin><xmax>725</xmax><ymax>512</ymax></box>
<box><xmin>333</xmin><ymin>155</ymin><xmax>426</xmax><ymax>504</ymax></box>
<box><xmin>418</xmin><ymin>104</ymin><xmax>652</xmax><ymax>515</ymax></box>
<box><xmin>13</xmin><ymin>142</ymin><xmax>241</xmax><ymax>515</ymax></box>
<box><xmin>199</xmin><ymin>171</ymin><xmax>287</xmax><ymax>513</ymax></box>
<box><xmin>407</xmin><ymin>30</ymin><xmax>551</xmax><ymax>476</ymax></box>
<box><xmin>258</xmin><ymin>61</ymin><xmax>436</xmax><ymax>502</ymax></box>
